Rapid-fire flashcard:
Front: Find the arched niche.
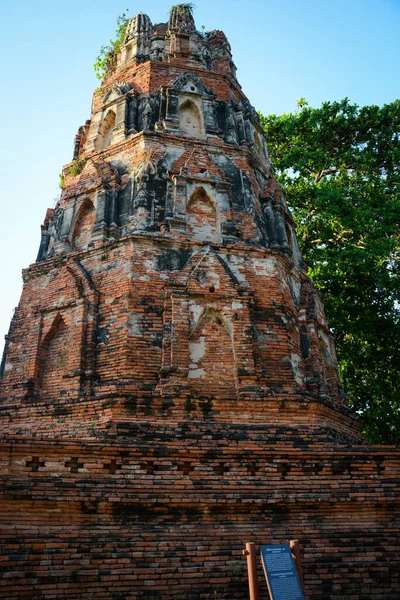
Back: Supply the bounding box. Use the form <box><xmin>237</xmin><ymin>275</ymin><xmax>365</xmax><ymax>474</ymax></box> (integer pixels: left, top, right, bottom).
<box><xmin>178</xmin><ymin>99</ymin><xmax>204</xmax><ymax>139</ymax></box>
<box><xmin>186</xmin><ymin>187</ymin><xmax>220</xmax><ymax>243</ymax></box>
<box><xmin>188</xmin><ymin>309</ymin><xmax>236</xmax><ymax>398</ymax></box>
<box><xmin>38</xmin><ymin>315</ymin><xmax>69</xmax><ymax>400</ymax></box>
<box><xmin>96</xmin><ymin>110</ymin><xmax>116</xmax><ymax>150</ymax></box>
<box><xmin>125</xmin><ymin>43</ymin><xmax>133</xmax><ymax>61</ymax></box>
<box><xmin>317</xmin><ymin>326</ymin><xmax>341</xmax><ymax>403</ymax></box>
<box><xmin>253</xmin><ymin>131</ymin><xmax>264</xmax><ymax>160</ymax></box>
<box><xmin>71</xmin><ymin>198</ymin><xmax>96</xmax><ymax>251</ymax></box>
<box><xmin>318</xmin><ymin>329</ymin><xmax>335</xmax><ymax>369</ymax></box>
<box><xmin>285</xmin><ymin>223</ymin><xmax>294</xmax><ymax>254</ymax></box>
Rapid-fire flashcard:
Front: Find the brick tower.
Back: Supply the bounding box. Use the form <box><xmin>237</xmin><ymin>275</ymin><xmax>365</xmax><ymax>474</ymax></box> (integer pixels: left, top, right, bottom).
<box><xmin>1</xmin><ymin>6</ymin><xmax>399</xmax><ymax>599</ymax></box>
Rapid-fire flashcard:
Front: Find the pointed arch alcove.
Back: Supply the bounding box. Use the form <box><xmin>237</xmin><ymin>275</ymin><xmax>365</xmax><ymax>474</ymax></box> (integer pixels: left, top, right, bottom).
<box><xmin>20</xmin><ymin>263</ymin><xmax>100</xmax><ymax>404</ymax></box>
<box><xmin>186</xmin><ymin>187</ymin><xmax>220</xmax><ymax>243</ymax></box>
<box><xmin>157</xmin><ymin>72</ymin><xmax>217</xmax><ymax>137</ymax></box>
<box><xmin>71</xmin><ymin>198</ymin><xmax>96</xmax><ymax>251</ymax></box>
<box><xmin>37</xmin><ymin>314</ymin><xmax>69</xmax><ymax>401</ymax></box>
<box><xmin>189</xmin><ymin>308</ymin><xmax>237</xmax><ymax>399</ymax></box>
<box><xmin>96</xmin><ymin>110</ymin><xmax>116</xmax><ymax>150</ymax></box>
<box><xmin>318</xmin><ymin>327</ymin><xmax>340</xmax><ymax>402</ymax></box>
<box><xmin>178</xmin><ymin>99</ymin><xmax>204</xmax><ymax>139</ymax></box>
<box><xmin>157</xmin><ymin>247</ymin><xmax>257</xmax><ymax>408</ymax></box>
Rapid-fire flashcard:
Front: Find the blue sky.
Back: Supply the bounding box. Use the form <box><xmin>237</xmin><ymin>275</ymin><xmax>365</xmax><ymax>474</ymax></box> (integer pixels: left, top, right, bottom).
<box><xmin>0</xmin><ymin>0</ymin><xmax>399</xmax><ymax>355</ymax></box>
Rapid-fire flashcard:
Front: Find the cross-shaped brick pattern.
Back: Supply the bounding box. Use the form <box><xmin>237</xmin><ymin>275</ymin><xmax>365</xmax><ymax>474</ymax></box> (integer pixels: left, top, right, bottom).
<box><xmin>26</xmin><ymin>457</ymin><xmax>45</xmax><ymax>472</ymax></box>
<box><xmin>140</xmin><ymin>460</ymin><xmax>154</xmax><ymax>473</ymax></box>
<box><xmin>65</xmin><ymin>457</ymin><xmax>84</xmax><ymax>473</ymax></box>
<box><xmin>214</xmin><ymin>462</ymin><xmax>230</xmax><ymax>476</ymax></box>
<box><xmin>181</xmin><ymin>462</ymin><xmax>192</xmax><ymax>475</ymax></box>
<box><xmin>276</xmin><ymin>463</ymin><xmax>291</xmax><ymax>476</ymax></box>
<box><xmin>103</xmin><ymin>460</ymin><xmax>120</xmax><ymax>474</ymax></box>
<box><xmin>247</xmin><ymin>463</ymin><xmax>258</xmax><ymax>476</ymax></box>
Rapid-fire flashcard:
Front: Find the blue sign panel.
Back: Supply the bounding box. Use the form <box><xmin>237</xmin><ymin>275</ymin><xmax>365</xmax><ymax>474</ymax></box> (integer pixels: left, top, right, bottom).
<box><xmin>260</xmin><ymin>544</ymin><xmax>305</xmax><ymax>600</ymax></box>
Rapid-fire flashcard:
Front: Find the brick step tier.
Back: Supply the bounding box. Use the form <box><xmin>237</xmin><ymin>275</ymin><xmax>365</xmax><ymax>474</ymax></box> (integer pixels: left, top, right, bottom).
<box><xmin>1</xmin><ymin>425</ymin><xmax>399</xmax><ymax>600</ymax></box>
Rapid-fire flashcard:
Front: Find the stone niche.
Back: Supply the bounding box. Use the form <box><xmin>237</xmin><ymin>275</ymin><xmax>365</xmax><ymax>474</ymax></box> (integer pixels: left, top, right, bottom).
<box><xmin>158</xmin><ymin>247</ymin><xmax>256</xmax><ymax>404</ymax></box>
<box><xmin>1</xmin><ymin>263</ymin><xmax>98</xmax><ymax>404</ymax></box>
<box><xmin>95</xmin><ymin>110</ymin><xmax>116</xmax><ymax>150</ymax></box>
<box><xmin>178</xmin><ymin>97</ymin><xmax>204</xmax><ymax>139</ymax></box>
<box><xmin>71</xmin><ymin>198</ymin><xmax>96</xmax><ymax>250</ymax></box>
<box><xmin>157</xmin><ymin>72</ymin><xmax>218</xmax><ymax>138</ymax></box>
<box><xmin>186</xmin><ymin>187</ymin><xmax>220</xmax><ymax>243</ymax></box>
<box><xmin>163</xmin><ymin>146</ymin><xmax>232</xmax><ymax>241</ymax></box>
<box><xmin>86</xmin><ymin>82</ymin><xmax>131</xmax><ymax>152</ymax></box>
<box><xmin>49</xmin><ymin>194</ymin><xmax>98</xmax><ymax>255</ymax></box>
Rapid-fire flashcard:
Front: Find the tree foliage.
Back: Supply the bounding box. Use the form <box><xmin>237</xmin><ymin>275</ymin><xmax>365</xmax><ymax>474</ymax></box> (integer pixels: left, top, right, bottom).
<box><xmin>260</xmin><ymin>99</ymin><xmax>400</xmax><ymax>444</ymax></box>
<box><xmin>94</xmin><ymin>10</ymin><xmax>130</xmax><ymax>81</ymax></box>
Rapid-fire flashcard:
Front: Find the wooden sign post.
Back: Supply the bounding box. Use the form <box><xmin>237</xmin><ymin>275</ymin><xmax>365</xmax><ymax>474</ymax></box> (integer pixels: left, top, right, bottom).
<box><xmin>243</xmin><ymin>540</ymin><xmax>305</xmax><ymax>600</ymax></box>
<box><xmin>290</xmin><ymin>540</ymin><xmax>305</xmax><ymax>595</ymax></box>
<box><xmin>242</xmin><ymin>542</ymin><xmax>260</xmax><ymax>600</ymax></box>
<box><xmin>260</xmin><ymin>544</ymin><xmax>305</xmax><ymax>600</ymax></box>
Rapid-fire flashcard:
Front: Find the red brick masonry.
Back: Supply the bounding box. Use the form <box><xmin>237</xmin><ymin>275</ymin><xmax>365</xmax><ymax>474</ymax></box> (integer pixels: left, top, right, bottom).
<box><xmin>1</xmin><ymin>5</ymin><xmax>399</xmax><ymax>599</ymax></box>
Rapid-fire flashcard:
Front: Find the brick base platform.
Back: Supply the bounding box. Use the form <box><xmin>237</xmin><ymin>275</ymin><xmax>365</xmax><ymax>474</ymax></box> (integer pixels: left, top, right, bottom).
<box><xmin>1</xmin><ymin>421</ymin><xmax>399</xmax><ymax>599</ymax></box>
<box><xmin>1</xmin><ymin>5</ymin><xmax>399</xmax><ymax>598</ymax></box>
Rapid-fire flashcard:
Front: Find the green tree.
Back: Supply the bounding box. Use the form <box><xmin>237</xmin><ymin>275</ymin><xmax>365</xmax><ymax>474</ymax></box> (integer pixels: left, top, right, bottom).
<box><xmin>260</xmin><ymin>99</ymin><xmax>400</xmax><ymax>443</ymax></box>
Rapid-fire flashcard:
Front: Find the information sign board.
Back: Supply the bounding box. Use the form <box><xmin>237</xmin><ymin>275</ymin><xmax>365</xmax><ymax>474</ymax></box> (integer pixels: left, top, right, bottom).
<box><xmin>260</xmin><ymin>544</ymin><xmax>304</xmax><ymax>600</ymax></box>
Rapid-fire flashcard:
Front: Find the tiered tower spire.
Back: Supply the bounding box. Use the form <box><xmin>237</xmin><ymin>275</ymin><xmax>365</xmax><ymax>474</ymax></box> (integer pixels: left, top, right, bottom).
<box><xmin>1</xmin><ymin>4</ymin><xmax>348</xmax><ymax>427</ymax></box>
<box><xmin>2</xmin><ymin>7</ymin><xmax>396</xmax><ymax>600</ymax></box>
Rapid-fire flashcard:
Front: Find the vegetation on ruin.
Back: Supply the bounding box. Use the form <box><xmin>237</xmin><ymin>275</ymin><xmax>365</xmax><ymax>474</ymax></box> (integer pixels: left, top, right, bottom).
<box><xmin>93</xmin><ymin>5</ymin><xmax>197</xmax><ymax>81</ymax></box>
<box><xmin>66</xmin><ymin>158</ymin><xmax>87</xmax><ymax>177</ymax></box>
<box><xmin>170</xmin><ymin>3</ymin><xmax>196</xmax><ymax>15</ymax></box>
<box><xmin>260</xmin><ymin>98</ymin><xmax>400</xmax><ymax>443</ymax></box>
<box><xmin>58</xmin><ymin>158</ymin><xmax>87</xmax><ymax>189</ymax></box>
<box><xmin>93</xmin><ymin>10</ymin><xmax>130</xmax><ymax>81</ymax></box>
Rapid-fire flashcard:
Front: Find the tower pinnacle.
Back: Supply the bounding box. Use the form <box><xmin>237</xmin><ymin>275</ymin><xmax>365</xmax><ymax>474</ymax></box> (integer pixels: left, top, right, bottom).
<box><xmin>168</xmin><ymin>3</ymin><xmax>196</xmax><ymax>34</ymax></box>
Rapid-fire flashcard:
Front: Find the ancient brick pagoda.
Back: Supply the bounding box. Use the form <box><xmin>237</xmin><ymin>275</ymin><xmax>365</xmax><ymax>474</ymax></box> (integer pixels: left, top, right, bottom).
<box><xmin>1</xmin><ymin>5</ymin><xmax>399</xmax><ymax>599</ymax></box>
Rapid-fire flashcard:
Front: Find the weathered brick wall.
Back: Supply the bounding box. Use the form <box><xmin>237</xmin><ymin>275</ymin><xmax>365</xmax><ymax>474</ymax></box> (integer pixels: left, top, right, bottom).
<box><xmin>1</xmin><ymin>429</ymin><xmax>399</xmax><ymax>599</ymax></box>
<box><xmin>0</xmin><ymin>237</ymin><xmax>347</xmax><ymax>421</ymax></box>
<box><xmin>1</xmin><ymin>5</ymin><xmax>399</xmax><ymax>599</ymax></box>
